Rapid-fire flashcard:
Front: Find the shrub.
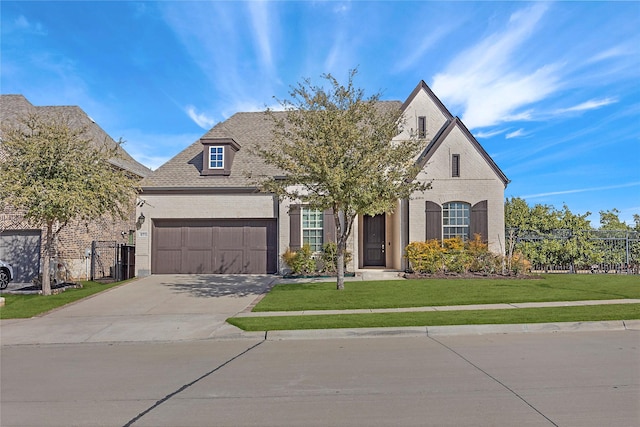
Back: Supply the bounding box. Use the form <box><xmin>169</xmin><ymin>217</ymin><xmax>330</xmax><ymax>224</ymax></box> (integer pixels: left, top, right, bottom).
<box><xmin>508</xmin><ymin>252</ymin><xmax>532</xmax><ymax>275</ymax></box>
<box><xmin>320</xmin><ymin>242</ymin><xmax>352</xmax><ymax>273</ymax></box>
<box><xmin>281</xmin><ymin>245</ymin><xmax>316</xmax><ymax>275</ymax></box>
<box><xmin>443</xmin><ymin>237</ymin><xmax>470</xmax><ymax>273</ymax></box>
<box><xmin>405</xmin><ymin>240</ymin><xmax>445</xmax><ymax>274</ymax></box>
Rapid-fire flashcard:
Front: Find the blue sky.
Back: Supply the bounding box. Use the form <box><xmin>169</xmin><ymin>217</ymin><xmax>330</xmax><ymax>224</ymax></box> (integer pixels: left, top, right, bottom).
<box><xmin>1</xmin><ymin>1</ymin><xmax>639</xmax><ymax>226</ymax></box>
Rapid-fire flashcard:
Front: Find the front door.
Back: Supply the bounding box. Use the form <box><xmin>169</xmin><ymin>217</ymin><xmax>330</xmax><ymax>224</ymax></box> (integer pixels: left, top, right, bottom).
<box><xmin>363</xmin><ymin>215</ymin><xmax>385</xmax><ymax>266</ymax></box>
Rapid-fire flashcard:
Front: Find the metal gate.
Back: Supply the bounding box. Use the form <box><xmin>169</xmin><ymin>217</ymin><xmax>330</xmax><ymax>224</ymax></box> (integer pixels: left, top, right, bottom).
<box><xmin>90</xmin><ymin>241</ymin><xmax>135</xmax><ymax>281</ymax></box>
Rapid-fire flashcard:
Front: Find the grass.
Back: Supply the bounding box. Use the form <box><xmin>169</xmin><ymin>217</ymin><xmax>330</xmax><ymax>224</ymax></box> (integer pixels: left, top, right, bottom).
<box><xmin>253</xmin><ymin>274</ymin><xmax>640</xmax><ymax>312</ymax></box>
<box><xmin>0</xmin><ymin>280</ymin><xmax>127</xmax><ymax>319</ymax></box>
<box><xmin>227</xmin><ymin>274</ymin><xmax>640</xmax><ymax>331</ymax></box>
<box><xmin>227</xmin><ymin>303</ymin><xmax>640</xmax><ymax>331</ymax></box>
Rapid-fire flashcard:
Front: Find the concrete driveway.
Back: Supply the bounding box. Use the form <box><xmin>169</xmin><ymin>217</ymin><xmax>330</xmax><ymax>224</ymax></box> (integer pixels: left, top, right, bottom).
<box><xmin>0</xmin><ymin>275</ymin><xmax>275</xmax><ymax>345</ymax></box>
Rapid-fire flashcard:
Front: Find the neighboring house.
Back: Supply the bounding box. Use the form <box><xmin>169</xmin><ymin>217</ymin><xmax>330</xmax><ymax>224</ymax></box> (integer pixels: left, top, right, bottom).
<box><xmin>0</xmin><ymin>95</ymin><xmax>152</xmax><ymax>283</ymax></box>
<box><xmin>135</xmin><ymin>81</ymin><xmax>509</xmax><ymax>276</ymax></box>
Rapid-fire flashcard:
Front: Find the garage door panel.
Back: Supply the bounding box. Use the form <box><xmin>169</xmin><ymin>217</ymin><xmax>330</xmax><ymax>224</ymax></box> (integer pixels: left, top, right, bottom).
<box><xmin>184</xmin><ymin>249</ymin><xmax>213</xmax><ymax>274</ymax></box>
<box><xmin>152</xmin><ymin>219</ymin><xmax>276</xmax><ymax>274</ymax></box>
<box><xmin>154</xmin><ymin>249</ymin><xmax>183</xmax><ymax>274</ymax></box>
<box><xmin>216</xmin><ymin>250</ymin><xmax>246</xmax><ymax>274</ymax></box>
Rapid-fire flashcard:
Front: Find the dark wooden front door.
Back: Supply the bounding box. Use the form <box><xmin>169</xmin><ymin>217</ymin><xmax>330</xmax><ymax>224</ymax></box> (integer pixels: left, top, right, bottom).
<box><xmin>363</xmin><ymin>215</ymin><xmax>385</xmax><ymax>266</ymax></box>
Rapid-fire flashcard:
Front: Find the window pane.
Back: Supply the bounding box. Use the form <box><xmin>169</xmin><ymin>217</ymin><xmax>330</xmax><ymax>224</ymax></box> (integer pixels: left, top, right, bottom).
<box><xmin>302</xmin><ymin>207</ymin><xmax>323</xmax><ymax>252</ymax></box>
<box><xmin>442</xmin><ymin>202</ymin><xmax>470</xmax><ymax>241</ymax></box>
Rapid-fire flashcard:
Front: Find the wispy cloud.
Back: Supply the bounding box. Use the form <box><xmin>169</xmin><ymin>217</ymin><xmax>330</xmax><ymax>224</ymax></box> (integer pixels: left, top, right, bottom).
<box><xmin>247</xmin><ymin>1</ymin><xmax>273</xmax><ymax>71</ymax></box>
<box><xmin>505</xmin><ymin>128</ymin><xmax>528</xmax><ymax>139</ymax></box>
<box><xmin>431</xmin><ymin>3</ymin><xmax>561</xmax><ymax>129</ymax></box>
<box><xmin>394</xmin><ymin>24</ymin><xmax>455</xmax><ymax>73</ymax></box>
<box><xmin>554</xmin><ymin>97</ymin><xmax>618</xmax><ymax>114</ymax></box>
<box><xmin>523</xmin><ymin>182</ymin><xmax>640</xmax><ymax>199</ymax></box>
<box><xmin>10</xmin><ymin>15</ymin><xmax>47</xmax><ymax>35</ymax></box>
<box><xmin>474</xmin><ymin>128</ymin><xmax>507</xmax><ymax>139</ymax></box>
<box><xmin>185</xmin><ymin>105</ymin><xmax>216</xmax><ymax>129</ymax></box>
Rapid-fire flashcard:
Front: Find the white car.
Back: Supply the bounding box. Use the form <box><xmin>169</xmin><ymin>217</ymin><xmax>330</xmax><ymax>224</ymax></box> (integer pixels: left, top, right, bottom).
<box><xmin>1</xmin><ymin>259</ymin><xmax>14</xmax><ymax>289</ymax></box>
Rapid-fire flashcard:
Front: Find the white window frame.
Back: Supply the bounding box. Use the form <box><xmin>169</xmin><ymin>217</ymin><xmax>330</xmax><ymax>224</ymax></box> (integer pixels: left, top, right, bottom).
<box><xmin>301</xmin><ymin>207</ymin><xmax>324</xmax><ymax>252</ymax></box>
<box><xmin>442</xmin><ymin>202</ymin><xmax>470</xmax><ymax>241</ymax></box>
<box><xmin>208</xmin><ymin>146</ymin><xmax>224</xmax><ymax>169</ymax></box>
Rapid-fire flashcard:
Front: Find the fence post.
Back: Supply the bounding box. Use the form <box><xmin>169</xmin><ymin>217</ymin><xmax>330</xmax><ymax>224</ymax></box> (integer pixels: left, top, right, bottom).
<box><xmin>90</xmin><ymin>240</ymin><xmax>96</xmax><ymax>281</ymax></box>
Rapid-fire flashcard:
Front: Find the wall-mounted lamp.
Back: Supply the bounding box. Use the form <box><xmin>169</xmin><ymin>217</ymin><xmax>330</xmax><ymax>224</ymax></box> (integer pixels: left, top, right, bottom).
<box><xmin>136</xmin><ymin>212</ymin><xmax>146</xmax><ymax>230</ymax></box>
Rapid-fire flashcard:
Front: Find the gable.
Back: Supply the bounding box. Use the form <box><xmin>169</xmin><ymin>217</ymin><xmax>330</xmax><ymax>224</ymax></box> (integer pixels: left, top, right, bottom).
<box><xmin>414</xmin><ymin>118</ymin><xmax>509</xmax><ymax>187</ymax></box>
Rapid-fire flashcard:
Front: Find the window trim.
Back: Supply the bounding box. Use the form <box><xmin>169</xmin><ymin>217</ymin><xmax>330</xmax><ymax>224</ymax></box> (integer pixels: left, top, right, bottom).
<box><xmin>208</xmin><ymin>146</ymin><xmax>225</xmax><ymax>170</ymax></box>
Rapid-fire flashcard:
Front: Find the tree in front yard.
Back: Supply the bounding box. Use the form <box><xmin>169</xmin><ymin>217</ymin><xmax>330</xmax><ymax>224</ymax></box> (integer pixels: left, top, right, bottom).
<box><xmin>0</xmin><ymin>113</ymin><xmax>139</xmax><ymax>295</ymax></box>
<box><xmin>255</xmin><ymin>69</ymin><xmax>427</xmax><ymax>290</ymax></box>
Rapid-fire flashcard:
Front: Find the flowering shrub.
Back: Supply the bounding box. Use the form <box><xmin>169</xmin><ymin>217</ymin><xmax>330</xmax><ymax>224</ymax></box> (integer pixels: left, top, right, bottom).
<box><xmin>406</xmin><ymin>234</ymin><xmax>529</xmax><ymax>275</ymax></box>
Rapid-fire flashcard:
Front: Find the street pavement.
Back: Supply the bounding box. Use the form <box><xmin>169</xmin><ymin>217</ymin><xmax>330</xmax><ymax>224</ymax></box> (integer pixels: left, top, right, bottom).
<box><xmin>1</xmin><ymin>274</ymin><xmax>639</xmax><ymax>426</ymax></box>
<box><xmin>1</xmin><ymin>332</ymin><xmax>638</xmax><ymax>426</ymax></box>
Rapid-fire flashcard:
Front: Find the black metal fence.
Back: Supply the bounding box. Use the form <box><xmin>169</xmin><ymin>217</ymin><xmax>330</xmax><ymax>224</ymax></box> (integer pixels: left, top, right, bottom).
<box><xmin>90</xmin><ymin>241</ymin><xmax>135</xmax><ymax>281</ymax></box>
<box><xmin>506</xmin><ymin>229</ymin><xmax>640</xmax><ymax>274</ymax></box>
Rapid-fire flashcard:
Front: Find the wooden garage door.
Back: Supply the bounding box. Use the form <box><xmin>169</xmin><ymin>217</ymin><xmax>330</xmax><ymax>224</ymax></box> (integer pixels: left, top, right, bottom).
<box><xmin>151</xmin><ymin>219</ymin><xmax>277</xmax><ymax>274</ymax></box>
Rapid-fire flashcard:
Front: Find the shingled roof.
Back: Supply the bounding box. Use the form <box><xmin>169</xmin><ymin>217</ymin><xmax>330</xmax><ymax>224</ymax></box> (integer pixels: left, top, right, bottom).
<box><xmin>140</xmin><ymin>111</ymin><xmax>284</xmax><ymax>190</ymax></box>
<box><xmin>0</xmin><ymin>94</ymin><xmax>152</xmax><ymax>178</ymax></box>
<box><xmin>141</xmin><ymin>100</ymin><xmax>406</xmax><ymax>191</ymax></box>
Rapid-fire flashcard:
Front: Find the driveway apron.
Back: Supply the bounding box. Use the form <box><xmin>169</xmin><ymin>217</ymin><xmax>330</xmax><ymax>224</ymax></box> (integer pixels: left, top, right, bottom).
<box><xmin>0</xmin><ymin>275</ymin><xmax>275</xmax><ymax>345</ymax></box>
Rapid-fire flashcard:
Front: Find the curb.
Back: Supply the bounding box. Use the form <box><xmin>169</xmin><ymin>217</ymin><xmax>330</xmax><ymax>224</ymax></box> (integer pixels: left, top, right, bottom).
<box><xmin>256</xmin><ymin>320</ymin><xmax>637</xmax><ymax>340</ymax></box>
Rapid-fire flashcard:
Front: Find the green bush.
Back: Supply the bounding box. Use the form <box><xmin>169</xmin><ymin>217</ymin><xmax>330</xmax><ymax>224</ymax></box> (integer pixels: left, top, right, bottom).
<box><xmin>320</xmin><ymin>242</ymin><xmax>352</xmax><ymax>273</ymax></box>
<box><xmin>281</xmin><ymin>245</ymin><xmax>316</xmax><ymax>275</ymax></box>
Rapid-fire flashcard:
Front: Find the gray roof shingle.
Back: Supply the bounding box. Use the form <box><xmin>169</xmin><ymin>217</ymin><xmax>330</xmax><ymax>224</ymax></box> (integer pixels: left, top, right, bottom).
<box><xmin>0</xmin><ymin>95</ymin><xmax>152</xmax><ymax>178</ymax></box>
<box><xmin>141</xmin><ymin>101</ymin><xmax>405</xmax><ymax>190</ymax></box>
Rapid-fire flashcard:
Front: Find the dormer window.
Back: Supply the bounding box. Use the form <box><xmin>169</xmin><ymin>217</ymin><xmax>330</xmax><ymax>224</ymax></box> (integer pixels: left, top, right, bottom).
<box><xmin>209</xmin><ymin>146</ymin><xmax>224</xmax><ymax>169</ymax></box>
<box><xmin>200</xmin><ymin>137</ymin><xmax>240</xmax><ymax>176</ymax></box>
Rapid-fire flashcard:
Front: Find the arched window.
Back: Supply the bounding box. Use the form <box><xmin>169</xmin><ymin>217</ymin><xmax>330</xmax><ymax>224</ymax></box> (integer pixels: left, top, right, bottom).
<box><xmin>442</xmin><ymin>202</ymin><xmax>470</xmax><ymax>240</ymax></box>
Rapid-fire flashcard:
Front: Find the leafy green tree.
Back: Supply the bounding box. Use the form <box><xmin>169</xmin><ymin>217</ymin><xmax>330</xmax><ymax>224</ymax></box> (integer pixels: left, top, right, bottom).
<box><xmin>599</xmin><ymin>209</ymin><xmax>631</xmax><ymax>230</ymax></box>
<box><xmin>255</xmin><ymin>70</ymin><xmax>427</xmax><ymax>290</ymax></box>
<box><xmin>0</xmin><ymin>113</ymin><xmax>139</xmax><ymax>295</ymax></box>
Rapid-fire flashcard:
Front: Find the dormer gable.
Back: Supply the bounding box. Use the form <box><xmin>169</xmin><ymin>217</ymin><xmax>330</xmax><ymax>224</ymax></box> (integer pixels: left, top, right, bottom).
<box><xmin>200</xmin><ymin>137</ymin><xmax>241</xmax><ymax>176</ymax></box>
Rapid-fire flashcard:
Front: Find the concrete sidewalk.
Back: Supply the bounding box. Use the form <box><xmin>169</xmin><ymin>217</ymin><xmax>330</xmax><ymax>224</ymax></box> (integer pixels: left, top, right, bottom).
<box><xmin>234</xmin><ymin>298</ymin><xmax>640</xmax><ymax>317</ymax></box>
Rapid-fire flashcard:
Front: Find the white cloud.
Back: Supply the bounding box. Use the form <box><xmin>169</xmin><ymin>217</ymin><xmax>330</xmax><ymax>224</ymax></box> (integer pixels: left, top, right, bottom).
<box><xmin>185</xmin><ymin>105</ymin><xmax>216</xmax><ymax>129</ymax></box>
<box><xmin>13</xmin><ymin>15</ymin><xmax>47</xmax><ymax>35</ymax></box>
<box><xmin>394</xmin><ymin>25</ymin><xmax>455</xmax><ymax>73</ymax></box>
<box><xmin>523</xmin><ymin>182</ymin><xmax>640</xmax><ymax>199</ymax></box>
<box><xmin>554</xmin><ymin>97</ymin><xmax>618</xmax><ymax>114</ymax></box>
<box><xmin>505</xmin><ymin>129</ymin><xmax>528</xmax><ymax>139</ymax></box>
<box><xmin>431</xmin><ymin>3</ymin><xmax>561</xmax><ymax>129</ymax></box>
<box><xmin>474</xmin><ymin>129</ymin><xmax>507</xmax><ymax>139</ymax></box>
<box><xmin>247</xmin><ymin>1</ymin><xmax>273</xmax><ymax>70</ymax></box>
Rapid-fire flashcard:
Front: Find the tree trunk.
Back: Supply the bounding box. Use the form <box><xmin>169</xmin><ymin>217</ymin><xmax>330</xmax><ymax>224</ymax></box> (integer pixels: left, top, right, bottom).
<box><xmin>41</xmin><ymin>221</ymin><xmax>53</xmax><ymax>296</ymax></box>
<box><xmin>336</xmin><ymin>245</ymin><xmax>345</xmax><ymax>290</ymax></box>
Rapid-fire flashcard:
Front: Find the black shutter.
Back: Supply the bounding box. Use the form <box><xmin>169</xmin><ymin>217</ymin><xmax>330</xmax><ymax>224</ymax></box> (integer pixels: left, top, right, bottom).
<box><xmin>289</xmin><ymin>204</ymin><xmax>301</xmax><ymax>250</ymax></box>
<box><xmin>425</xmin><ymin>201</ymin><xmax>442</xmax><ymax>241</ymax></box>
<box><xmin>471</xmin><ymin>200</ymin><xmax>488</xmax><ymax>242</ymax></box>
<box><xmin>323</xmin><ymin>209</ymin><xmax>336</xmax><ymax>244</ymax></box>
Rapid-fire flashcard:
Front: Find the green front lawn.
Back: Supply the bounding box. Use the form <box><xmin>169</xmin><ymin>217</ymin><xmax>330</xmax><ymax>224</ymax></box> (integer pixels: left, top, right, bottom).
<box><xmin>228</xmin><ymin>303</ymin><xmax>640</xmax><ymax>331</ymax></box>
<box><xmin>0</xmin><ymin>281</ymin><xmax>127</xmax><ymax>319</ymax></box>
<box><xmin>254</xmin><ymin>274</ymin><xmax>640</xmax><ymax>312</ymax></box>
